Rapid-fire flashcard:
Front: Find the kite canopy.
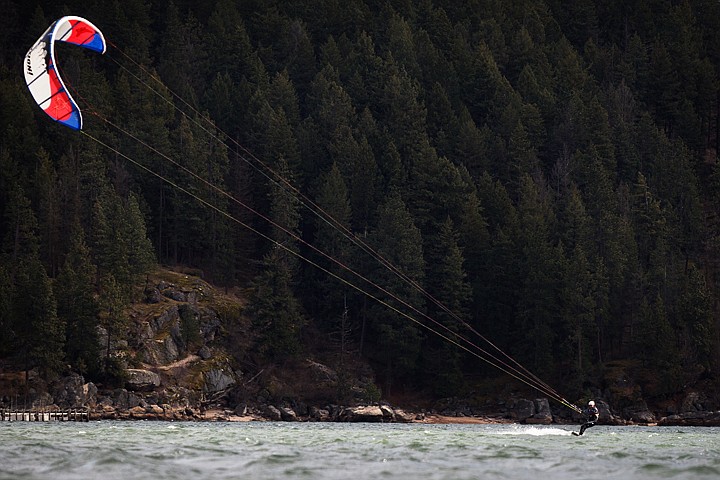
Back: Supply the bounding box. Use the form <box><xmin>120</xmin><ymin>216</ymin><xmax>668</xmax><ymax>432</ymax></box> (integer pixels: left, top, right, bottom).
<box><xmin>23</xmin><ymin>16</ymin><xmax>106</xmax><ymax>130</ymax></box>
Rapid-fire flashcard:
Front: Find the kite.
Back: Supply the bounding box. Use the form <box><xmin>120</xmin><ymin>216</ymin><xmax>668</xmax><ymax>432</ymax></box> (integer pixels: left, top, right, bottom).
<box><xmin>23</xmin><ymin>16</ymin><xmax>106</xmax><ymax>130</ymax></box>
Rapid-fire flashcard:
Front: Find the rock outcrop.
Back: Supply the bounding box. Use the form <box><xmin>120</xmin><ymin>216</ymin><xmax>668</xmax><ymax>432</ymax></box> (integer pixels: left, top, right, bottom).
<box><xmin>126</xmin><ymin>369</ymin><xmax>161</xmax><ymax>391</ymax></box>
<box><xmin>658</xmin><ymin>411</ymin><xmax>720</xmax><ymax>426</ymax></box>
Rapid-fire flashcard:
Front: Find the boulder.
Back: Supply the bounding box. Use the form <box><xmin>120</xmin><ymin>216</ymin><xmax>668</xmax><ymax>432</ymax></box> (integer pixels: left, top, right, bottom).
<box><xmin>379</xmin><ymin>405</ymin><xmax>395</xmax><ymax>419</ymax></box>
<box><xmin>681</xmin><ymin>392</ymin><xmax>702</xmax><ymax>413</ymax></box>
<box><xmin>510</xmin><ymin>398</ymin><xmax>535</xmax><ymax>422</ymax></box>
<box><xmin>264</xmin><ymin>405</ymin><xmax>282</xmax><ymax>421</ymax></box>
<box><xmin>393</xmin><ymin>408</ymin><xmax>416</xmax><ymax>423</ymax></box>
<box><xmin>659</xmin><ymin>411</ymin><xmax>720</xmax><ymax>426</ymax></box>
<box><xmin>128</xmin><ymin>406</ymin><xmax>147</xmax><ymax>417</ymax></box>
<box><xmin>111</xmin><ymin>389</ymin><xmax>144</xmax><ymax>410</ymax></box>
<box><xmin>203</xmin><ymin>368</ymin><xmax>236</xmax><ymax>393</ymax></box>
<box><xmin>306</xmin><ymin>360</ymin><xmax>338</xmax><ymax>383</ymax></box>
<box><xmin>50</xmin><ymin>374</ymin><xmax>98</xmax><ymax>407</ymax></box>
<box><xmin>144</xmin><ymin>287</ymin><xmax>163</xmax><ymax>304</ymax></box>
<box><xmin>148</xmin><ymin>404</ymin><xmax>165</xmax><ymax>416</ymax></box>
<box><xmin>162</xmin><ymin>288</ymin><xmax>187</xmax><ymax>302</ymax></box>
<box><xmin>150</xmin><ymin>306</ymin><xmax>179</xmax><ymax>334</ymax></box>
<box><xmin>623</xmin><ymin>401</ymin><xmax>656</xmax><ymax>423</ymax></box>
<box><xmin>280</xmin><ymin>407</ymin><xmax>298</xmax><ymax>421</ymax></box>
<box><xmin>343</xmin><ymin>405</ymin><xmax>385</xmax><ymax>422</ymax></box>
<box><xmin>309</xmin><ymin>406</ymin><xmax>331</xmax><ymax>421</ymax></box>
<box><xmin>126</xmin><ymin>369</ymin><xmax>161</xmax><ymax>391</ymax></box>
<box><xmin>527</xmin><ymin>398</ymin><xmax>552</xmax><ymax>424</ymax></box>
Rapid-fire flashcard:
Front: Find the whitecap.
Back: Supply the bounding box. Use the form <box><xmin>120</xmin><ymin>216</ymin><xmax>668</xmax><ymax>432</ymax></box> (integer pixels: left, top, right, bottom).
<box><xmin>494</xmin><ymin>426</ymin><xmax>572</xmax><ymax>436</ymax></box>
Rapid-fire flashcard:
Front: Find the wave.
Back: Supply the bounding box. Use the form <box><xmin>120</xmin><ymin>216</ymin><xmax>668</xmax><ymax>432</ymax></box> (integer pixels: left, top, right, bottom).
<box><xmin>493</xmin><ymin>425</ymin><xmax>573</xmax><ymax>436</ymax></box>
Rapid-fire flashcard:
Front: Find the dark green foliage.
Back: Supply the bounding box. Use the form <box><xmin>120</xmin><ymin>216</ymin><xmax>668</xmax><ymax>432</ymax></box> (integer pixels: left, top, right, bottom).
<box><xmin>248</xmin><ymin>246</ymin><xmax>305</xmax><ymax>360</ymax></box>
<box><xmin>2</xmin><ymin>0</ymin><xmax>720</xmax><ymax>403</ymax></box>
<box><xmin>248</xmin><ymin>156</ymin><xmax>305</xmax><ymax>360</ymax></box>
<box><xmin>365</xmin><ymin>193</ymin><xmax>425</xmax><ymax>394</ymax></box>
<box><xmin>12</xmin><ymin>253</ymin><xmax>65</xmax><ymax>379</ymax></box>
<box><xmin>56</xmin><ymin>221</ymin><xmax>101</xmax><ymax>377</ymax></box>
<box><xmin>97</xmin><ymin>273</ymin><xmax>128</xmax><ymax>385</ymax></box>
<box><xmin>421</xmin><ymin>217</ymin><xmax>472</xmax><ymax>396</ymax></box>
<box><xmin>309</xmin><ymin>163</ymin><xmax>354</xmax><ymax>329</ymax></box>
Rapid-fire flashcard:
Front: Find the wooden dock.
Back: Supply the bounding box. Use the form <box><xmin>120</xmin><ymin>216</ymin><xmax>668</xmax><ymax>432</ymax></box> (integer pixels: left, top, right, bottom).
<box><xmin>1</xmin><ymin>408</ymin><xmax>89</xmax><ymax>422</ymax></box>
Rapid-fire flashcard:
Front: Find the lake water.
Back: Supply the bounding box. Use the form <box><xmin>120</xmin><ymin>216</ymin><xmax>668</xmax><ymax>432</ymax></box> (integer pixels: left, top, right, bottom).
<box><xmin>0</xmin><ymin>421</ymin><xmax>718</xmax><ymax>480</ymax></box>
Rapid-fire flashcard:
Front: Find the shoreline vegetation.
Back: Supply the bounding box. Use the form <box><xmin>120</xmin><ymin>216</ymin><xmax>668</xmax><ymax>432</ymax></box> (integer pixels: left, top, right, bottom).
<box><xmin>3</xmin><ymin>271</ymin><xmax>719</xmax><ymax>428</ymax></box>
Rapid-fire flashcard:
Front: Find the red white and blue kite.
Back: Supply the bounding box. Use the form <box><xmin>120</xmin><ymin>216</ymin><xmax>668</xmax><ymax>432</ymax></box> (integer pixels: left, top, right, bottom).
<box><xmin>24</xmin><ymin>16</ymin><xmax>106</xmax><ymax>130</ymax></box>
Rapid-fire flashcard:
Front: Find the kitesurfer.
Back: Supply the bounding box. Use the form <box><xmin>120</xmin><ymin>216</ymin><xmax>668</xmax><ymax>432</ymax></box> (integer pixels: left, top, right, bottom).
<box><xmin>573</xmin><ymin>400</ymin><xmax>599</xmax><ymax>436</ymax></box>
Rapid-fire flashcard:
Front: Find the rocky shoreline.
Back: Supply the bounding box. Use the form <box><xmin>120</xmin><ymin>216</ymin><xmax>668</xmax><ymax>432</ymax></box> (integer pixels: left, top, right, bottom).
<box><xmin>5</xmin><ymin>368</ymin><xmax>720</xmax><ymax>426</ymax></box>
<box><xmin>4</xmin><ymin>275</ymin><xmax>719</xmax><ymax>428</ymax></box>
<box><xmin>4</xmin><ymin>370</ymin><xmax>719</xmax><ymax>426</ymax></box>
<box><xmin>81</xmin><ymin>392</ymin><xmax>720</xmax><ymax>427</ymax></box>
<box><xmin>85</xmin><ymin>402</ymin><xmax>720</xmax><ymax>427</ymax></box>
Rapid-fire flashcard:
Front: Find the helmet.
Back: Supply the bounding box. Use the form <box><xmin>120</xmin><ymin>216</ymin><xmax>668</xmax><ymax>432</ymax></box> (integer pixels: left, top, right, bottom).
<box><xmin>588</xmin><ymin>400</ymin><xmax>595</xmax><ymax>407</ymax></box>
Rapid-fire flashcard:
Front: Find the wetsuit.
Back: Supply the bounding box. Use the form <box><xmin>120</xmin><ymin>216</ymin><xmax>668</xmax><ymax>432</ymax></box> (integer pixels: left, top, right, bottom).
<box><xmin>578</xmin><ymin>405</ymin><xmax>599</xmax><ymax>435</ymax></box>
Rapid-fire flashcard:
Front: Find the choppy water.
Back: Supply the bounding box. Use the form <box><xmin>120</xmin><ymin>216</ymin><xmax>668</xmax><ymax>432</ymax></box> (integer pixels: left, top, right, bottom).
<box><xmin>0</xmin><ymin>421</ymin><xmax>718</xmax><ymax>480</ymax></box>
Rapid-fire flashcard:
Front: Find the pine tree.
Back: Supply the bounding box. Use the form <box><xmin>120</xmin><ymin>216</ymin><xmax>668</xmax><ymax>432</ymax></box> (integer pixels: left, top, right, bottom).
<box><xmin>380</xmin><ymin>59</ymin><xmax>429</xmax><ymax>165</ymax></box>
<box><xmin>4</xmin><ymin>187</ymin><xmax>65</xmax><ymax>380</ymax></box>
<box><xmin>92</xmin><ymin>192</ymin><xmax>131</xmax><ymax>294</ymax></box>
<box><xmin>514</xmin><ymin>173</ymin><xmax>560</xmax><ymax>376</ymax></box>
<box><xmin>157</xmin><ymin>2</ymin><xmax>207</xmax><ymax>105</ymax></box>
<box><xmin>248</xmin><ymin>156</ymin><xmax>304</xmax><ymax>360</ymax></box>
<box><xmin>34</xmin><ymin>148</ymin><xmax>61</xmax><ymax>277</ymax></box>
<box><xmin>365</xmin><ymin>193</ymin><xmax>425</xmax><ymax>394</ymax></box>
<box><xmin>56</xmin><ymin>221</ymin><xmax>101</xmax><ymax>377</ymax></box>
<box><xmin>98</xmin><ymin>273</ymin><xmax>128</xmax><ymax>384</ymax></box>
<box><xmin>300</xmin><ymin>65</ymin><xmax>356</xmax><ymax>183</ymax></box>
<box><xmin>426</xmin><ymin>82</ymin><xmax>459</xmax><ymax>159</ymax></box>
<box><xmin>472</xmin><ymin>173</ymin><xmax>520</xmax><ymax>350</ymax></box>
<box><xmin>12</xmin><ymin>253</ymin><xmax>65</xmax><ymax>380</ymax></box>
<box><xmin>422</xmin><ymin>217</ymin><xmax>472</xmax><ymax>396</ymax></box>
<box><xmin>124</xmin><ymin>193</ymin><xmax>156</xmax><ymax>287</ymax></box>
<box><xmin>559</xmin><ymin>246</ymin><xmax>597</xmax><ymax>379</ymax></box>
<box><xmin>311</xmin><ymin>163</ymin><xmax>354</xmax><ymax>330</ymax></box>
<box><xmin>677</xmin><ymin>264</ymin><xmax>715</xmax><ymax>370</ymax></box>
<box><xmin>0</xmin><ymin>264</ymin><xmax>12</xmax><ymax>357</ymax></box>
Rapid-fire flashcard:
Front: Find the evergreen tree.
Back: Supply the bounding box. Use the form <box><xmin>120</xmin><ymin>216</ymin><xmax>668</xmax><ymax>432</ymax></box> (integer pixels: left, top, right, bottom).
<box><xmin>365</xmin><ymin>193</ymin><xmax>425</xmax><ymax>395</ymax></box>
<box><xmin>0</xmin><ymin>265</ymin><xmax>12</xmax><ymax>357</ymax></box>
<box><xmin>426</xmin><ymin>82</ymin><xmax>459</xmax><ymax>159</ymax></box>
<box><xmin>380</xmin><ymin>59</ymin><xmax>429</xmax><ymax>165</ymax></box>
<box><xmin>454</xmin><ymin>112</ymin><xmax>492</xmax><ymax>182</ymax></box>
<box><xmin>632</xmin><ymin>172</ymin><xmax>668</xmax><ymax>289</ymax></box>
<box><xmin>514</xmin><ymin>173</ymin><xmax>560</xmax><ymax>376</ymax></box>
<box><xmin>56</xmin><ymin>221</ymin><xmax>101</xmax><ymax>377</ymax></box>
<box><xmin>123</xmin><ymin>193</ymin><xmax>156</xmax><ymax>295</ymax></box>
<box><xmin>559</xmin><ymin>246</ymin><xmax>597</xmax><ymax>381</ymax></box>
<box><xmin>421</xmin><ymin>217</ymin><xmax>472</xmax><ymax>396</ymax></box>
<box><xmin>473</xmin><ymin>173</ymin><xmax>521</xmax><ymax>350</ymax></box>
<box><xmin>677</xmin><ymin>264</ymin><xmax>715</xmax><ymax>370</ymax></box>
<box><xmin>311</xmin><ymin>162</ymin><xmax>354</xmax><ymax>329</ymax></box>
<box><xmin>12</xmin><ymin>253</ymin><xmax>65</xmax><ymax>380</ymax></box>
<box><xmin>248</xmin><ymin>245</ymin><xmax>305</xmax><ymax>360</ymax></box>
<box><xmin>248</xmin><ymin>156</ymin><xmax>304</xmax><ymax>360</ymax></box>
<box><xmin>3</xmin><ymin>186</ymin><xmax>64</xmax><ymax>379</ymax></box>
<box><xmin>157</xmin><ymin>2</ymin><xmax>207</xmax><ymax>105</ymax></box>
<box><xmin>92</xmin><ymin>192</ymin><xmax>131</xmax><ymax>294</ymax></box>
<box><xmin>33</xmin><ymin>148</ymin><xmax>61</xmax><ymax>277</ymax></box>
<box><xmin>98</xmin><ymin>273</ymin><xmax>128</xmax><ymax>384</ymax></box>
<box><xmin>300</xmin><ymin>65</ymin><xmax>356</xmax><ymax>183</ymax></box>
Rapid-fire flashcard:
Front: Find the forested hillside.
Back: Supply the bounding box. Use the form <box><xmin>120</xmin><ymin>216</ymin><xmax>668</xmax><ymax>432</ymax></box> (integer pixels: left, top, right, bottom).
<box><xmin>2</xmin><ymin>0</ymin><xmax>720</xmax><ymax>406</ymax></box>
